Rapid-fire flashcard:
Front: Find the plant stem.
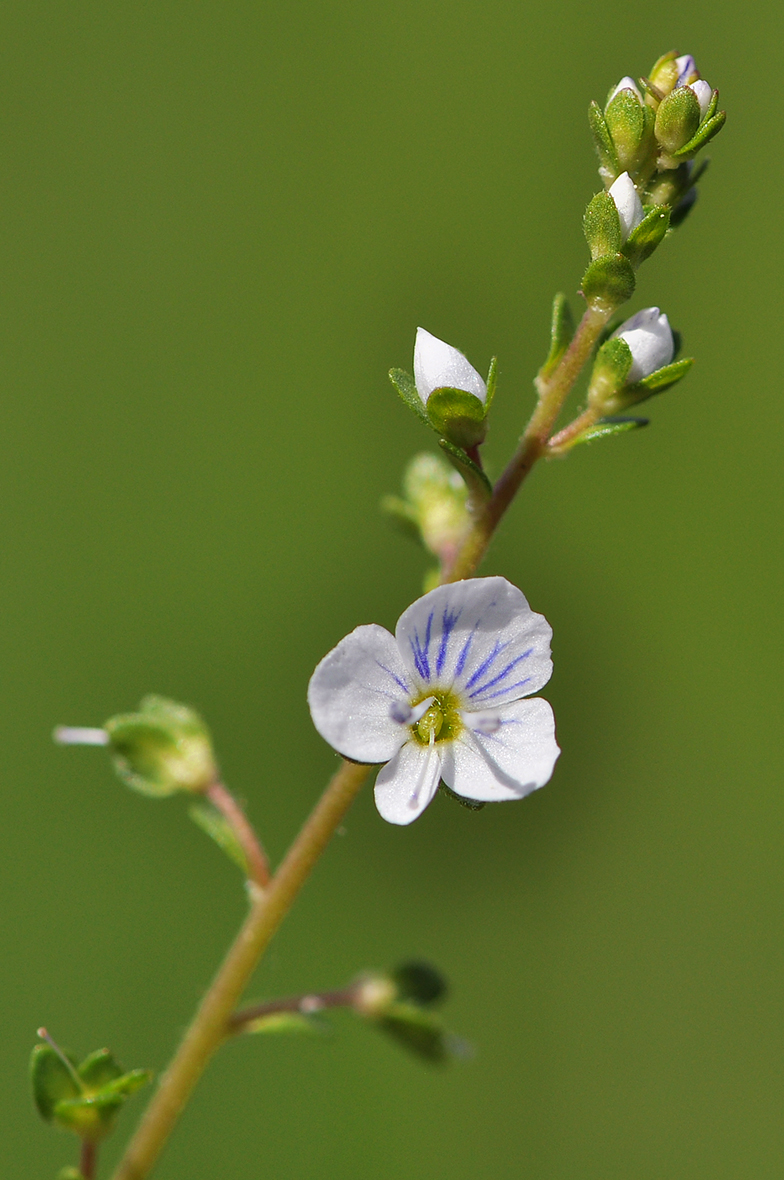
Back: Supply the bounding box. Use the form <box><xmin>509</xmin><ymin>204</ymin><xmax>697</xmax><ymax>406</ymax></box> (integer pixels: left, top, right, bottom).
<box><xmin>110</xmin><ymin>758</ymin><xmax>370</xmax><ymax>1180</ymax></box>
<box><xmin>229</xmin><ymin>984</ymin><xmax>359</xmax><ymax>1033</ymax></box>
<box><xmin>80</xmin><ymin>1140</ymin><xmax>98</xmax><ymax>1180</ymax></box>
<box><xmin>442</xmin><ymin>304</ymin><xmax>611</xmax><ymax>583</ymax></box>
<box><xmin>205</xmin><ymin>781</ymin><xmax>271</xmax><ymax>889</ymax></box>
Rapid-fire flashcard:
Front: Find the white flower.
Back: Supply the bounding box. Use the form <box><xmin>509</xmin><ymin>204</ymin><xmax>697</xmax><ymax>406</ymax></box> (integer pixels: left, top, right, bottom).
<box><xmin>612</xmin><ymin>307</ymin><xmax>674</xmax><ymax>382</ymax></box>
<box><xmin>414</xmin><ymin>327</ymin><xmax>487</xmax><ymax>407</ymax></box>
<box><xmin>307</xmin><ymin>576</ymin><xmax>559</xmax><ymax>825</ymax></box>
<box><xmin>608</xmin><ymin>172</ymin><xmax>644</xmax><ymax>241</ymax></box>
<box><xmin>607</xmin><ymin>76</ymin><xmax>644</xmax><ymax>105</ymax></box>
<box><xmin>689</xmin><ymin>79</ymin><xmax>712</xmax><ymax>121</ymax></box>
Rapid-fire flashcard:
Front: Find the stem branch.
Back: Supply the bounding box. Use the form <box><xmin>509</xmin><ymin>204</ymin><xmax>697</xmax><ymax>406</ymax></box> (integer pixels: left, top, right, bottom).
<box><xmin>110</xmin><ymin>759</ymin><xmax>370</xmax><ymax>1180</ymax></box>
<box><xmin>205</xmin><ymin>781</ymin><xmax>271</xmax><ymax>889</ymax></box>
<box><xmin>80</xmin><ymin>1140</ymin><xmax>98</xmax><ymax>1180</ymax></box>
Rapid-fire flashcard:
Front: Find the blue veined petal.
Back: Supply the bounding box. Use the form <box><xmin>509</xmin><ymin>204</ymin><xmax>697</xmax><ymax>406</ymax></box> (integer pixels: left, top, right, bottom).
<box><xmin>374</xmin><ymin>739</ymin><xmax>443</xmax><ymax>825</ymax></box>
<box><xmin>395</xmin><ymin>576</ymin><xmax>553</xmax><ymax>703</ymax></box>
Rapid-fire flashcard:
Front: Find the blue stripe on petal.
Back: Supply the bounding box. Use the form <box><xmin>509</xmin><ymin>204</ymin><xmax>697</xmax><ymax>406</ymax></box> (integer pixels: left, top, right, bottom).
<box><xmin>464</xmin><ymin>639</ymin><xmax>509</xmax><ymax>690</ymax></box>
<box><xmin>375</xmin><ymin>661</ymin><xmax>410</xmax><ymax>694</ymax></box>
<box><xmin>472</xmin><ymin>676</ymin><xmax>533</xmax><ymax>702</ymax></box>
<box><xmin>409</xmin><ymin>611</ymin><xmax>434</xmax><ymax>681</ymax></box>
<box><xmin>468</xmin><ymin>648</ymin><xmax>533</xmax><ymax>698</ymax></box>
<box><xmin>436</xmin><ymin>606</ymin><xmax>462</xmax><ymax>676</ymax></box>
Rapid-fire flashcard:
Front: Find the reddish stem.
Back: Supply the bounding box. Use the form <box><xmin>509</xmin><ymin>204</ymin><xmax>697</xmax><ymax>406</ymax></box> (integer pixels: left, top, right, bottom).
<box><xmin>80</xmin><ymin>1140</ymin><xmax>98</xmax><ymax>1180</ymax></box>
<box><xmin>205</xmin><ymin>782</ymin><xmax>271</xmax><ymax>889</ymax></box>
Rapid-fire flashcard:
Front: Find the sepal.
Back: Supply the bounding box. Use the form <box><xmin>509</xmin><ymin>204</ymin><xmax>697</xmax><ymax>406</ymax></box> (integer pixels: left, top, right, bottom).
<box><xmin>426</xmin><ymin>387</ymin><xmax>487</xmax><ymax>450</ymax></box>
<box><xmin>581</xmin><ymin>255</ymin><xmax>636</xmax><ymax>312</ymax></box>
<box><xmin>588</xmin><ymin>101</ymin><xmax>620</xmax><ymax>181</ymax></box>
<box><xmin>672</xmin><ymin>109</ymin><xmax>726</xmax><ymax>159</ymax></box>
<box><xmin>539</xmin><ymin>293</ymin><xmax>575</xmax><ymax>379</ymax></box>
<box><xmin>389</xmin><ymin>368</ymin><xmax>430</xmax><ymax>426</ymax></box>
<box><xmin>243</xmin><ymin>1012</ymin><xmax>325</xmax><ymax>1036</ymax></box>
<box><xmin>629</xmin><ymin>356</ymin><xmax>694</xmax><ymax>397</ymax></box>
<box><xmin>587</xmin><ymin>337</ymin><xmax>634</xmax><ymax>410</ymax></box>
<box><xmin>105</xmin><ymin>696</ymin><xmax>217</xmax><ymax>797</ymax></box>
<box><xmin>583</xmin><ymin>191</ymin><xmax>622</xmax><ymax>260</ymax></box>
<box><xmin>31</xmin><ymin>1044</ymin><xmax>80</xmax><ymax>1125</ymax></box>
<box><xmin>622</xmin><ymin>205</ymin><xmax>670</xmax><ymax>267</ymax></box>
<box><xmin>655</xmin><ymin>86</ymin><xmax>701</xmax><ymax>156</ymax></box>
<box><xmin>604</xmin><ymin>88</ymin><xmax>655</xmax><ymax>175</ymax></box>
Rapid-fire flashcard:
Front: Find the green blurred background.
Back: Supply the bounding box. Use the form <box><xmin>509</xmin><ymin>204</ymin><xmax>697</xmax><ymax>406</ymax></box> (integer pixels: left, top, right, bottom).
<box><xmin>2</xmin><ymin>1</ymin><xmax>781</xmax><ymax>1176</ymax></box>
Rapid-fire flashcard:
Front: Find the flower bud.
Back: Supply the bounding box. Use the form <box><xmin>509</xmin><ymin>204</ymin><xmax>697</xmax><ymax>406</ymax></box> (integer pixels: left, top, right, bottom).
<box><xmin>611</xmin><ymin>307</ymin><xmax>674</xmax><ymax>382</ymax></box>
<box><xmin>105</xmin><ymin>695</ymin><xmax>218</xmax><ymax>797</ymax></box>
<box><xmin>604</xmin><ymin>83</ymin><xmax>656</xmax><ymax>176</ymax></box>
<box><xmin>689</xmin><ymin>79</ymin><xmax>713</xmax><ymax>121</ymax></box>
<box><xmin>655</xmin><ymin>85</ymin><xmax>701</xmax><ymax>156</ymax></box>
<box><xmin>608</xmin><ymin>173</ymin><xmax>644</xmax><ymax>241</ymax></box>
<box><xmin>414</xmin><ymin>328</ymin><xmax>487</xmax><ymax>405</ymax></box>
<box><xmin>649</xmin><ymin>51</ymin><xmax>699</xmax><ymax>99</ymax></box>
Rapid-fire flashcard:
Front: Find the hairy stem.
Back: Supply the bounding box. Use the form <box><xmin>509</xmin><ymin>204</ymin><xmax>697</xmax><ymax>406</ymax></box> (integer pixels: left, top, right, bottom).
<box><xmin>110</xmin><ymin>759</ymin><xmax>370</xmax><ymax>1180</ymax></box>
<box><xmin>442</xmin><ymin>304</ymin><xmax>611</xmax><ymax>583</ymax></box>
<box><xmin>205</xmin><ymin>781</ymin><xmax>271</xmax><ymax>889</ymax></box>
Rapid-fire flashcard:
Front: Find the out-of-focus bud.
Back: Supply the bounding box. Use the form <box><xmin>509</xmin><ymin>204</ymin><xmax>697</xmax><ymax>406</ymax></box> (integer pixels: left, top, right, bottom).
<box><xmin>351</xmin><ymin>962</ymin><xmax>455</xmax><ymax>1064</ymax></box>
<box><xmin>381</xmin><ymin>451</ymin><xmax>470</xmax><ymax>575</ymax></box>
<box><xmin>604</xmin><ymin>82</ymin><xmax>656</xmax><ymax>177</ymax></box>
<box><xmin>612</xmin><ymin>307</ymin><xmax>674</xmax><ymax>381</ymax></box>
<box><xmin>105</xmin><ymin>695</ymin><xmax>218</xmax><ymax>797</ymax></box>
<box><xmin>608</xmin><ymin>173</ymin><xmax>644</xmax><ymax>240</ymax></box>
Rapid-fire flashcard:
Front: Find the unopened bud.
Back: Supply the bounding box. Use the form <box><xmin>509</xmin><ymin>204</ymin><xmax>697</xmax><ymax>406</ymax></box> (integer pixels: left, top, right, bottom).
<box><xmin>105</xmin><ymin>695</ymin><xmax>218</xmax><ymax>797</ymax></box>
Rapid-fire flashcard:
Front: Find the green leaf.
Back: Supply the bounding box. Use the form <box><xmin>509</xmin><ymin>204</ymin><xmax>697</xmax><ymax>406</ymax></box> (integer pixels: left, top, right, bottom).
<box><xmin>583</xmin><ymin>191</ymin><xmax>622</xmax><ymax>261</ymax></box>
<box><xmin>588</xmin><ymin>100</ymin><xmax>620</xmax><ymax>179</ymax></box>
<box><xmin>484</xmin><ymin>356</ymin><xmax>498</xmax><ymax>414</ymax></box>
<box><xmin>389</xmin><ymin>368</ymin><xmax>430</xmax><ymax>426</ymax></box>
<box><xmin>673</xmin><ymin>110</ymin><xmax>726</xmax><ymax>159</ymax></box>
<box><xmin>572</xmin><ymin>417</ymin><xmax>649</xmax><ymax>446</ymax></box>
<box><xmin>622</xmin><ymin>205</ymin><xmax>670</xmax><ymax>267</ymax></box>
<box><xmin>31</xmin><ymin>1045</ymin><xmax>81</xmax><ymax>1125</ymax></box>
<box><xmin>634</xmin><ymin>356</ymin><xmax>695</xmax><ymax>394</ymax></box>
<box><xmin>94</xmin><ymin>1069</ymin><xmax>153</xmax><ymax>1099</ymax></box>
<box><xmin>581</xmin><ymin>254</ymin><xmax>636</xmax><ymax>312</ymax></box>
<box><xmin>539</xmin><ymin>293</ymin><xmax>575</xmax><ymax>380</ymax></box>
<box><xmin>189</xmin><ymin>800</ymin><xmax>249</xmax><ymax>874</ymax></box>
<box><xmin>392</xmin><ymin>962</ymin><xmax>448</xmax><ymax>1007</ymax></box>
<box><xmin>243</xmin><ymin>1011</ymin><xmax>325</xmax><ymax>1036</ymax></box>
<box><xmin>377</xmin><ymin>1002</ymin><xmax>450</xmax><ymax>1064</ymax></box>
<box><xmin>78</xmin><ymin>1049</ymin><xmax>123</xmax><ymax>1092</ymax></box>
<box><xmin>437</xmin><ymin>438</ymin><xmax>492</xmax><ymax>501</ymax></box>
<box><xmin>425</xmin><ymin>387</ymin><xmax>487</xmax><ymax>450</ymax></box>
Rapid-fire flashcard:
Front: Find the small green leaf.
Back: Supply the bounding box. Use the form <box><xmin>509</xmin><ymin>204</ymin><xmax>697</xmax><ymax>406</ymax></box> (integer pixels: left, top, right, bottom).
<box><xmin>189</xmin><ymin>800</ymin><xmax>248</xmax><ymax>874</ymax></box>
<box><xmin>377</xmin><ymin>1002</ymin><xmax>450</xmax><ymax>1064</ymax></box>
<box><xmin>588</xmin><ymin>101</ymin><xmax>620</xmax><ymax>179</ymax></box>
<box><xmin>540</xmin><ymin>293</ymin><xmax>575</xmax><ymax>379</ymax></box>
<box><xmin>634</xmin><ymin>356</ymin><xmax>695</xmax><ymax>394</ymax></box>
<box><xmin>426</xmin><ymin>387</ymin><xmax>487</xmax><ymax>450</ymax></box>
<box><xmin>437</xmin><ymin>438</ymin><xmax>492</xmax><ymax>501</ymax></box>
<box><xmin>95</xmin><ymin>1069</ymin><xmax>153</xmax><ymax>1099</ymax></box>
<box><xmin>622</xmin><ymin>205</ymin><xmax>670</xmax><ymax>267</ymax></box>
<box><xmin>389</xmin><ymin>368</ymin><xmax>430</xmax><ymax>426</ymax></box>
<box><xmin>484</xmin><ymin>356</ymin><xmax>498</xmax><ymax>413</ymax></box>
<box><xmin>572</xmin><ymin>416</ymin><xmax>649</xmax><ymax>446</ymax></box>
<box><xmin>581</xmin><ymin>254</ymin><xmax>636</xmax><ymax>312</ymax></box>
<box><xmin>673</xmin><ymin>110</ymin><xmax>726</xmax><ymax>159</ymax></box>
<box><xmin>392</xmin><ymin>962</ymin><xmax>448</xmax><ymax>1007</ymax></box>
<box><xmin>583</xmin><ymin>191</ymin><xmax>622</xmax><ymax>261</ymax></box>
<box><xmin>244</xmin><ymin>1012</ymin><xmax>325</xmax><ymax>1036</ymax></box>
<box><xmin>78</xmin><ymin>1049</ymin><xmax>123</xmax><ymax>1092</ymax></box>
<box><xmin>31</xmin><ymin>1045</ymin><xmax>81</xmax><ymax>1125</ymax></box>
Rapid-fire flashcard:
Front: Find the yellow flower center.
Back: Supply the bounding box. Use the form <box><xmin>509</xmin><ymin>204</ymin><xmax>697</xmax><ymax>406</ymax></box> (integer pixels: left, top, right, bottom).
<box><xmin>412</xmin><ymin>691</ymin><xmax>463</xmax><ymax>746</ymax></box>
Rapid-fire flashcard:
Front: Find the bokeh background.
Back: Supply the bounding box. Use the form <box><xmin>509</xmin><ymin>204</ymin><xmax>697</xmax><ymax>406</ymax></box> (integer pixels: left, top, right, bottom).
<box><xmin>1</xmin><ymin>2</ymin><xmax>781</xmax><ymax>1177</ymax></box>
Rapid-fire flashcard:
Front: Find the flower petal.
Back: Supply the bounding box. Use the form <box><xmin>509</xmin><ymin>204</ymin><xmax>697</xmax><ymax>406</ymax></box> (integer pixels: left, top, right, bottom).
<box><xmin>440</xmin><ymin>698</ymin><xmax>559</xmax><ymax>802</ymax></box>
<box><xmin>395</xmin><ymin>576</ymin><xmax>552</xmax><ymax>703</ymax></box>
<box><xmin>374</xmin><ymin>740</ymin><xmax>443</xmax><ymax>825</ymax></box>
<box><xmin>611</xmin><ymin>307</ymin><xmax>674</xmax><ymax>383</ymax></box>
<box><xmin>608</xmin><ymin>172</ymin><xmax>644</xmax><ymax>242</ymax></box>
<box><xmin>414</xmin><ymin>327</ymin><xmax>487</xmax><ymax>404</ymax></box>
<box><xmin>308</xmin><ymin>624</ymin><xmax>411</xmax><ymax>763</ymax></box>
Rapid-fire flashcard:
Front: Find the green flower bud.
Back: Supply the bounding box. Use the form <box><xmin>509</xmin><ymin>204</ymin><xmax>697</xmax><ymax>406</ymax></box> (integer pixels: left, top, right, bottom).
<box><xmin>604</xmin><ymin>83</ymin><xmax>656</xmax><ymax>176</ymax></box>
<box><xmin>655</xmin><ymin>86</ymin><xmax>701</xmax><ymax>157</ymax></box>
<box><xmin>105</xmin><ymin>695</ymin><xmax>217</xmax><ymax>797</ymax></box>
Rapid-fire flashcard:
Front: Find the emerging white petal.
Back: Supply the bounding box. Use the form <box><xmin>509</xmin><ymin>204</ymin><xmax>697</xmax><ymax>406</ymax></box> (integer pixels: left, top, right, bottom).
<box><xmin>689</xmin><ymin>79</ymin><xmax>712</xmax><ymax>120</ymax></box>
<box><xmin>607</xmin><ymin>76</ymin><xmax>643</xmax><ymax>105</ymax></box>
<box><xmin>675</xmin><ymin>54</ymin><xmax>699</xmax><ymax>86</ymax></box>
<box><xmin>612</xmin><ymin>307</ymin><xmax>674</xmax><ymax>383</ymax></box>
<box><xmin>308</xmin><ymin>624</ymin><xmax>411</xmax><ymax>764</ymax></box>
<box><xmin>608</xmin><ymin>172</ymin><xmax>644</xmax><ymax>242</ymax></box>
<box><xmin>395</xmin><ymin>576</ymin><xmax>552</xmax><ymax>703</ymax></box>
<box><xmin>374</xmin><ymin>739</ymin><xmax>443</xmax><ymax>825</ymax></box>
<box><xmin>414</xmin><ymin>327</ymin><xmax>487</xmax><ymax>406</ymax></box>
<box><xmin>440</xmin><ymin>698</ymin><xmax>559</xmax><ymax>802</ymax></box>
